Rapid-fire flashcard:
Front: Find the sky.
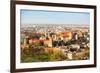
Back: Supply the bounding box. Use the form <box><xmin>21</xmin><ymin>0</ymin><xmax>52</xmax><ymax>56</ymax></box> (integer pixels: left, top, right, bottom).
<box><xmin>21</xmin><ymin>10</ymin><xmax>90</xmax><ymax>25</ymax></box>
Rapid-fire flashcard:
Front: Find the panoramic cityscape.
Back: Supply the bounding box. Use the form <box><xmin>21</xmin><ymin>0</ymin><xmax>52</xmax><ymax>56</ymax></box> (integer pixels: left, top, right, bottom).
<box><xmin>20</xmin><ymin>10</ymin><xmax>90</xmax><ymax>63</ymax></box>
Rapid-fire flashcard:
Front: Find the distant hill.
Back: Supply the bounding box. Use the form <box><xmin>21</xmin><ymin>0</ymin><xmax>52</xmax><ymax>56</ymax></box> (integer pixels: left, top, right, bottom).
<box><xmin>21</xmin><ymin>24</ymin><xmax>89</xmax><ymax>28</ymax></box>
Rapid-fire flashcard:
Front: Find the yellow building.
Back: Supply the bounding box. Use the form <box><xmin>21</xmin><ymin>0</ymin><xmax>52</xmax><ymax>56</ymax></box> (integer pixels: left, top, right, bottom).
<box><xmin>59</xmin><ymin>32</ymin><xmax>72</xmax><ymax>41</ymax></box>
<box><xmin>44</xmin><ymin>37</ymin><xmax>53</xmax><ymax>47</ymax></box>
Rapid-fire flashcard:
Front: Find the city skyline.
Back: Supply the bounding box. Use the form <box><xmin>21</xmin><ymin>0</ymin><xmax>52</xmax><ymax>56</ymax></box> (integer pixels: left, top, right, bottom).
<box><xmin>21</xmin><ymin>10</ymin><xmax>90</xmax><ymax>25</ymax></box>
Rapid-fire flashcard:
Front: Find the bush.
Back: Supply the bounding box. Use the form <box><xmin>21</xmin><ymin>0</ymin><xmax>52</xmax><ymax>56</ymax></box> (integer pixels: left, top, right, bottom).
<box><xmin>21</xmin><ymin>45</ymin><xmax>67</xmax><ymax>62</ymax></box>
